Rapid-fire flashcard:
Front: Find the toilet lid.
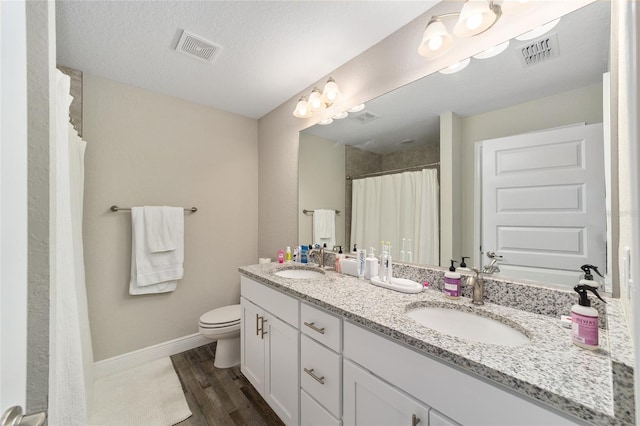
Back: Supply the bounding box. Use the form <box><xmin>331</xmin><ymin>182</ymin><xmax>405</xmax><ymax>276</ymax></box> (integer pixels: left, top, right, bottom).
<box><xmin>200</xmin><ymin>304</ymin><xmax>241</xmax><ymax>326</ymax></box>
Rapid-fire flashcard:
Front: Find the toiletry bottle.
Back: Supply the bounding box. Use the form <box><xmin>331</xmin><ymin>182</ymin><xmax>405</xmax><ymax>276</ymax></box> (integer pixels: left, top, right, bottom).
<box><xmin>400</xmin><ymin>238</ymin><xmax>406</xmax><ymax>262</ymax></box>
<box><xmin>285</xmin><ymin>246</ymin><xmax>292</xmax><ymax>262</ymax></box>
<box><xmin>579</xmin><ymin>264</ymin><xmax>604</xmax><ymax>290</ymax></box>
<box><xmin>277</xmin><ymin>249</ymin><xmax>285</xmax><ymax>264</ymax></box>
<box><xmin>358</xmin><ymin>249</ymin><xmax>366</xmax><ymax>280</ymax></box>
<box><xmin>353</xmin><ymin>243</ymin><xmax>358</xmax><ymax>254</ymax></box>
<box><xmin>443</xmin><ymin>260</ymin><xmax>461</xmax><ymax>299</ymax></box>
<box><xmin>293</xmin><ymin>246</ymin><xmax>299</xmax><ymax>263</ymax></box>
<box><xmin>300</xmin><ymin>245</ymin><xmax>309</xmax><ymax>264</ymax></box>
<box><xmin>365</xmin><ymin>247</ymin><xmax>378</xmax><ymax>280</ymax></box>
<box><xmin>386</xmin><ymin>242</ymin><xmax>393</xmax><ymax>282</ymax></box>
<box><xmin>379</xmin><ymin>242</ymin><xmax>388</xmax><ymax>281</ymax></box>
<box><xmin>335</xmin><ymin>246</ymin><xmax>344</xmax><ymax>273</ymax></box>
<box><xmin>571</xmin><ymin>284</ymin><xmax>606</xmax><ymax>350</ymax></box>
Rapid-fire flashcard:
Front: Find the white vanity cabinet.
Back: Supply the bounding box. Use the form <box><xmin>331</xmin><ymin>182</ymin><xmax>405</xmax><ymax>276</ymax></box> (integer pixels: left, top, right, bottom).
<box><xmin>240</xmin><ymin>277</ymin><xmax>299</xmax><ymax>425</ymax></box>
<box><xmin>343</xmin><ymin>359</ymin><xmax>430</xmax><ymax>426</ymax></box>
<box><xmin>300</xmin><ymin>303</ymin><xmax>342</xmax><ymax>425</ymax></box>
<box><xmin>343</xmin><ymin>322</ymin><xmax>581</xmax><ymax>426</ymax></box>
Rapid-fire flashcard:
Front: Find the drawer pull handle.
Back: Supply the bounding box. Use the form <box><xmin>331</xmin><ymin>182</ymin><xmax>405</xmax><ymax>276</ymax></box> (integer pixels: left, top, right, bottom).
<box><xmin>303</xmin><ymin>321</ymin><xmax>326</xmax><ymax>335</ymax></box>
<box><xmin>260</xmin><ymin>317</ymin><xmax>268</xmax><ymax>339</ymax></box>
<box><xmin>303</xmin><ymin>368</ymin><xmax>325</xmax><ymax>385</ymax></box>
<box><xmin>412</xmin><ymin>414</ymin><xmax>421</xmax><ymax>426</ymax></box>
<box><xmin>256</xmin><ymin>314</ymin><xmax>260</xmax><ymax>336</ymax></box>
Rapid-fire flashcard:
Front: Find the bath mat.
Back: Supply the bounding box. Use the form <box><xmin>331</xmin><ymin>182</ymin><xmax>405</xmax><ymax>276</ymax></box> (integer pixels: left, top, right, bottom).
<box><xmin>89</xmin><ymin>357</ymin><xmax>192</xmax><ymax>426</ymax></box>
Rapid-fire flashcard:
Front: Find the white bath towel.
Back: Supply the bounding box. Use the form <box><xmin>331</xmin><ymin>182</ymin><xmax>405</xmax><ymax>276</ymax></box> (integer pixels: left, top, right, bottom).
<box><xmin>129</xmin><ymin>206</ymin><xmax>184</xmax><ymax>295</ymax></box>
<box><xmin>313</xmin><ymin>209</ymin><xmax>336</xmax><ymax>249</ymax></box>
<box><xmin>144</xmin><ymin>206</ymin><xmax>178</xmax><ymax>252</ymax></box>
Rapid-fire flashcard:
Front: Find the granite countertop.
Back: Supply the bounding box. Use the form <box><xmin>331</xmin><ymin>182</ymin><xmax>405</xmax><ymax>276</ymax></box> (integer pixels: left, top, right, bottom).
<box><xmin>239</xmin><ymin>262</ymin><xmax>634</xmax><ymax>425</ymax></box>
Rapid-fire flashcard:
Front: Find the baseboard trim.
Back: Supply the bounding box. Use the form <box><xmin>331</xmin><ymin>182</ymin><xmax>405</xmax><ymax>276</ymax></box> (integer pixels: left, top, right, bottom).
<box><xmin>94</xmin><ymin>333</ymin><xmax>210</xmax><ymax>378</ymax></box>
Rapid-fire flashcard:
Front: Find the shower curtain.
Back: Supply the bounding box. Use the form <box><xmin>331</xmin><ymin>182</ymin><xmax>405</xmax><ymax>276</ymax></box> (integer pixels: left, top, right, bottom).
<box><xmin>350</xmin><ymin>168</ymin><xmax>439</xmax><ymax>265</ymax></box>
<box><xmin>49</xmin><ymin>70</ymin><xmax>93</xmax><ymax>425</ymax></box>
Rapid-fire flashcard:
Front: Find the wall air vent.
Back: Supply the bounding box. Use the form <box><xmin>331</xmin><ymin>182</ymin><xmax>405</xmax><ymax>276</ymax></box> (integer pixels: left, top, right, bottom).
<box><xmin>175</xmin><ymin>30</ymin><xmax>222</xmax><ymax>63</ymax></box>
<box><xmin>349</xmin><ymin>111</ymin><xmax>379</xmax><ymax>124</ymax></box>
<box><xmin>518</xmin><ymin>33</ymin><xmax>560</xmax><ymax>67</ymax></box>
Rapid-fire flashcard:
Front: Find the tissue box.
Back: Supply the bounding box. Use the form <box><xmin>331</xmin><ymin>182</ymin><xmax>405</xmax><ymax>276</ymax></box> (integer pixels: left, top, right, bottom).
<box><xmin>340</xmin><ymin>257</ymin><xmax>359</xmax><ymax>277</ymax></box>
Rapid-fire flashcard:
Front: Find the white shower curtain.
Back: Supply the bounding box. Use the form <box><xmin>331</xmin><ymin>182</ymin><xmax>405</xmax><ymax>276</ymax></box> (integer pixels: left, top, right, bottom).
<box><xmin>350</xmin><ymin>168</ymin><xmax>439</xmax><ymax>265</ymax></box>
<box><xmin>49</xmin><ymin>70</ymin><xmax>93</xmax><ymax>425</ymax></box>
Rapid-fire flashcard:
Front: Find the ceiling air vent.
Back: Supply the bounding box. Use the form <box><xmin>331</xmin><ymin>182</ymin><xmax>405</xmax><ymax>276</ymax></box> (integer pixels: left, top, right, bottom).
<box><xmin>175</xmin><ymin>30</ymin><xmax>222</xmax><ymax>63</ymax></box>
<box><xmin>349</xmin><ymin>111</ymin><xmax>379</xmax><ymax>124</ymax></box>
<box><xmin>518</xmin><ymin>33</ymin><xmax>559</xmax><ymax>67</ymax></box>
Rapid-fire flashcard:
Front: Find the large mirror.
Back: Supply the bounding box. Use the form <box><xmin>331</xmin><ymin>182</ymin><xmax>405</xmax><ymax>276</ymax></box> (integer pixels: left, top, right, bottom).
<box><xmin>299</xmin><ymin>1</ymin><xmax>612</xmax><ymax>290</ymax></box>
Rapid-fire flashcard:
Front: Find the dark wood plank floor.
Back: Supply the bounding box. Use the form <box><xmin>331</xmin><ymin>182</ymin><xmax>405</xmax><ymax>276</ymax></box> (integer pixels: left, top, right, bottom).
<box><xmin>171</xmin><ymin>343</ymin><xmax>284</xmax><ymax>426</ymax></box>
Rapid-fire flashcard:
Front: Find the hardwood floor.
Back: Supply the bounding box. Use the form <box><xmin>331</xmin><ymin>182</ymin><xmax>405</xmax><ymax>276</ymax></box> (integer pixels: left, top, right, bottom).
<box><xmin>171</xmin><ymin>343</ymin><xmax>284</xmax><ymax>426</ymax></box>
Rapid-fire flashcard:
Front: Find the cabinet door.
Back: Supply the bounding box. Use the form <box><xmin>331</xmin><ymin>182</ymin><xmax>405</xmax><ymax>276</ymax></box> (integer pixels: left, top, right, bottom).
<box><xmin>240</xmin><ymin>297</ymin><xmax>265</xmax><ymax>394</ymax></box>
<box><xmin>264</xmin><ymin>312</ymin><xmax>300</xmax><ymax>425</ymax></box>
<box><xmin>343</xmin><ymin>360</ymin><xmax>430</xmax><ymax>426</ymax></box>
<box><xmin>430</xmin><ymin>409</ymin><xmax>460</xmax><ymax>426</ymax></box>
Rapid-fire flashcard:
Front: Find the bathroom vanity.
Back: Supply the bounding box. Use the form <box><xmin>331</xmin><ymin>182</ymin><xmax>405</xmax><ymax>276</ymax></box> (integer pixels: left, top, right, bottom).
<box><xmin>239</xmin><ymin>262</ymin><xmax>634</xmax><ymax>426</ymax></box>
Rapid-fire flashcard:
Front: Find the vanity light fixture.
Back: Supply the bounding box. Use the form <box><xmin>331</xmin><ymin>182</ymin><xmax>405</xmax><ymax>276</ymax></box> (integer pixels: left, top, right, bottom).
<box><xmin>418</xmin><ymin>0</ymin><xmax>502</xmax><ymax>59</ymax></box>
<box><xmin>515</xmin><ymin>18</ymin><xmax>560</xmax><ymax>41</ymax></box>
<box><xmin>292</xmin><ymin>77</ymin><xmax>342</xmax><ymax>119</ymax></box>
<box><xmin>293</xmin><ymin>96</ymin><xmax>312</xmax><ymax>118</ymax></box>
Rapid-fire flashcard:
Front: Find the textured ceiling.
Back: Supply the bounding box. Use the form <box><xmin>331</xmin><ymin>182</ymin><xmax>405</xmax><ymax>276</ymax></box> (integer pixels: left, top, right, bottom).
<box><xmin>56</xmin><ymin>1</ymin><xmax>439</xmax><ymax>119</ymax></box>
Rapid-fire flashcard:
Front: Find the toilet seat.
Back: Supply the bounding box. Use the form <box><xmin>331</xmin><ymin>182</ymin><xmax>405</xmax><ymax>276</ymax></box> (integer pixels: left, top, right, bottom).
<box><xmin>199</xmin><ymin>304</ymin><xmax>241</xmax><ymax>330</ymax></box>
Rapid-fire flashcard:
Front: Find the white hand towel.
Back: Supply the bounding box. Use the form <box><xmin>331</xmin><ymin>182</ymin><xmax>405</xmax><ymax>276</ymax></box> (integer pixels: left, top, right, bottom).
<box><xmin>129</xmin><ymin>207</ymin><xmax>184</xmax><ymax>295</ymax></box>
<box><xmin>144</xmin><ymin>206</ymin><xmax>177</xmax><ymax>252</ymax></box>
<box><xmin>313</xmin><ymin>209</ymin><xmax>336</xmax><ymax>249</ymax></box>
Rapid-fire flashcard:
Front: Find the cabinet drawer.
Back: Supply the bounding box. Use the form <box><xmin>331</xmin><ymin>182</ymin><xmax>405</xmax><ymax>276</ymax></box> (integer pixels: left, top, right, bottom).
<box><xmin>301</xmin><ymin>389</ymin><xmax>341</xmax><ymax>426</ymax></box>
<box><xmin>301</xmin><ymin>303</ymin><xmax>342</xmax><ymax>351</ymax></box>
<box><xmin>301</xmin><ymin>335</ymin><xmax>341</xmax><ymax>417</ymax></box>
<box><xmin>240</xmin><ymin>276</ymin><xmax>298</xmax><ymax>326</ymax></box>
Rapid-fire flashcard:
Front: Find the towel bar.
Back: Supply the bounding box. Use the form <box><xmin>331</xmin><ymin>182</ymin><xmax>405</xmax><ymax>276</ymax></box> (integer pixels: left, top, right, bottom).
<box><xmin>303</xmin><ymin>209</ymin><xmax>340</xmax><ymax>214</ymax></box>
<box><xmin>110</xmin><ymin>205</ymin><xmax>198</xmax><ymax>213</ymax></box>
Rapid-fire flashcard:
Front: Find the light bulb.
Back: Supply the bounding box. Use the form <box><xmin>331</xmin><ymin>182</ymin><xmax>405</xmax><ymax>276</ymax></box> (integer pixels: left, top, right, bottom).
<box><xmin>428</xmin><ymin>35</ymin><xmax>443</xmax><ymax>51</ymax></box>
<box><xmin>308</xmin><ymin>88</ymin><xmax>326</xmax><ymax>111</ymax></box>
<box><xmin>321</xmin><ymin>78</ymin><xmax>341</xmax><ymax>104</ymax></box>
<box><xmin>466</xmin><ymin>13</ymin><xmax>483</xmax><ymax>30</ymax></box>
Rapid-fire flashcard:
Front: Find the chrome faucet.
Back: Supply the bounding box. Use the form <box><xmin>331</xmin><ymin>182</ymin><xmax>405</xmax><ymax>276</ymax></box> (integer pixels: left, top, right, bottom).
<box><xmin>308</xmin><ymin>247</ymin><xmax>326</xmax><ymax>269</ymax></box>
<box><xmin>468</xmin><ymin>268</ymin><xmax>484</xmax><ymax>305</ymax></box>
<box><xmin>482</xmin><ymin>251</ymin><xmax>502</xmax><ymax>274</ymax></box>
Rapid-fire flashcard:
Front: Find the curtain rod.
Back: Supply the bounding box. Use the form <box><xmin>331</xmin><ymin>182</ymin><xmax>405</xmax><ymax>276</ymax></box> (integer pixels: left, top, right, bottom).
<box><xmin>110</xmin><ymin>205</ymin><xmax>198</xmax><ymax>213</ymax></box>
<box><xmin>303</xmin><ymin>209</ymin><xmax>340</xmax><ymax>214</ymax></box>
<box><xmin>346</xmin><ymin>162</ymin><xmax>440</xmax><ymax>181</ymax></box>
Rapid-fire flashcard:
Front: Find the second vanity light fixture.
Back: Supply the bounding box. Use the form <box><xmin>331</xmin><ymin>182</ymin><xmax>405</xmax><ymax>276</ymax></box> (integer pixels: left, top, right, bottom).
<box><xmin>418</xmin><ymin>0</ymin><xmax>503</xmax><ymax>59</ymax></box>
<box><xmin>293</xmin><ymin>77</ymin><xmax>342</xmax><ymax>119</ymax></box>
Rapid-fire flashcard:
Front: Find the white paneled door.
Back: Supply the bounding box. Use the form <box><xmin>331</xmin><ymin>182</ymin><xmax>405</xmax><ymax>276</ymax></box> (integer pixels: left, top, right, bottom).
<box><xmin>0</xmin><ymin>0</ymin><xmax>30</xmax><ymax>418</ymax></box>
<box><xmin>481</xmin><ymin>123</ymin><xmax>606</xmax><ymax>280</ymax></box>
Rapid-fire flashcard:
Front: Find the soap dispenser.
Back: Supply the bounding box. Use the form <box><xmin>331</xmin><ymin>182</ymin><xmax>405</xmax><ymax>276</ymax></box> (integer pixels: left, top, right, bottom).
<box><xmin>571</xmin><ymin>284</ymin><xmax>606</xmax><ymax>350</ymax></box>
<box><xmin>444</xmin><ymin>260</ymin><xmax>461</xmax><ymax>299</ymax></box>
<box><xmin>335</xmin><ymin>246</ymin><xmax>344</xmax><ymax>273</ymax></box>
<box><xmin>459</xmin><ymin>256</ymin><xmax>471</xmax><ymax>272</ymax></box>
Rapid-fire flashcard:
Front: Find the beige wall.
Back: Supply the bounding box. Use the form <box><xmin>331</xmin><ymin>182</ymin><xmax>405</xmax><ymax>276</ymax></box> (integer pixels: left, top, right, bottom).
<box><xmin>457</xmin><ymin>83</ymin><xmax>604</xmax><ymax>267</ymax></box>
<box><xmin>298</xmin><ymin>134</ymin><xmax>346</xmax><ymax>248</ymax></box>
<box><xmin>257</xmin><ymin>0</ymin><xmax>592</xmax><ymax>261</ymax></box>
<box><xmin>83</xmin><ymin>74</ymin><xmax>258</xmax><ymax>360</ymax></box>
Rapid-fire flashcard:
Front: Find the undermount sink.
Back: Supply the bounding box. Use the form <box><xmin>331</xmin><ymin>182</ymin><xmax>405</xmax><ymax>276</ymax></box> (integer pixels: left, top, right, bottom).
<box><xmin>406</xmin><ymin>306</ymin><xmax>530</xmax><ymax>347</ymax></box>
<box><xmin>274</xmin><ymin>268</ymin><xmax>325</xmax><ymax>279</ymax></box>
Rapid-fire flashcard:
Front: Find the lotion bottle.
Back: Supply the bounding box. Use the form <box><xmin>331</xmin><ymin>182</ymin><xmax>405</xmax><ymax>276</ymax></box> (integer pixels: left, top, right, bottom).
<box><xmin>335</xmin><ymin>246</ymin><xmax>344</xmax><ymax>273</ymax></box>
<box><xmin>285</xmin><ymin>246</ymin><xmax>292</xmax><ymax>262</ymax></box>
<box><xmin>571</xmin><ymin>284</ymin><xmax>606</xmax><ymax>350</ymax></box>
<box><xmin>365</xmin><ymin>248</ymin><xmax>378</xmax><ymax>280</ymax></box>
<box><xmin>443</xmin><ymin>260</ymin><xmax>461</xmax><ymax>299</ymax></box>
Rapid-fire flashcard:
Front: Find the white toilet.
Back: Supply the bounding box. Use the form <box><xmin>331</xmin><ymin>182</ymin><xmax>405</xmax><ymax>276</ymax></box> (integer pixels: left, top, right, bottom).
<box><xmin>198</xmin><ymin>304</ymin><xmax>241</xmax><ymax>368</ymax></box>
